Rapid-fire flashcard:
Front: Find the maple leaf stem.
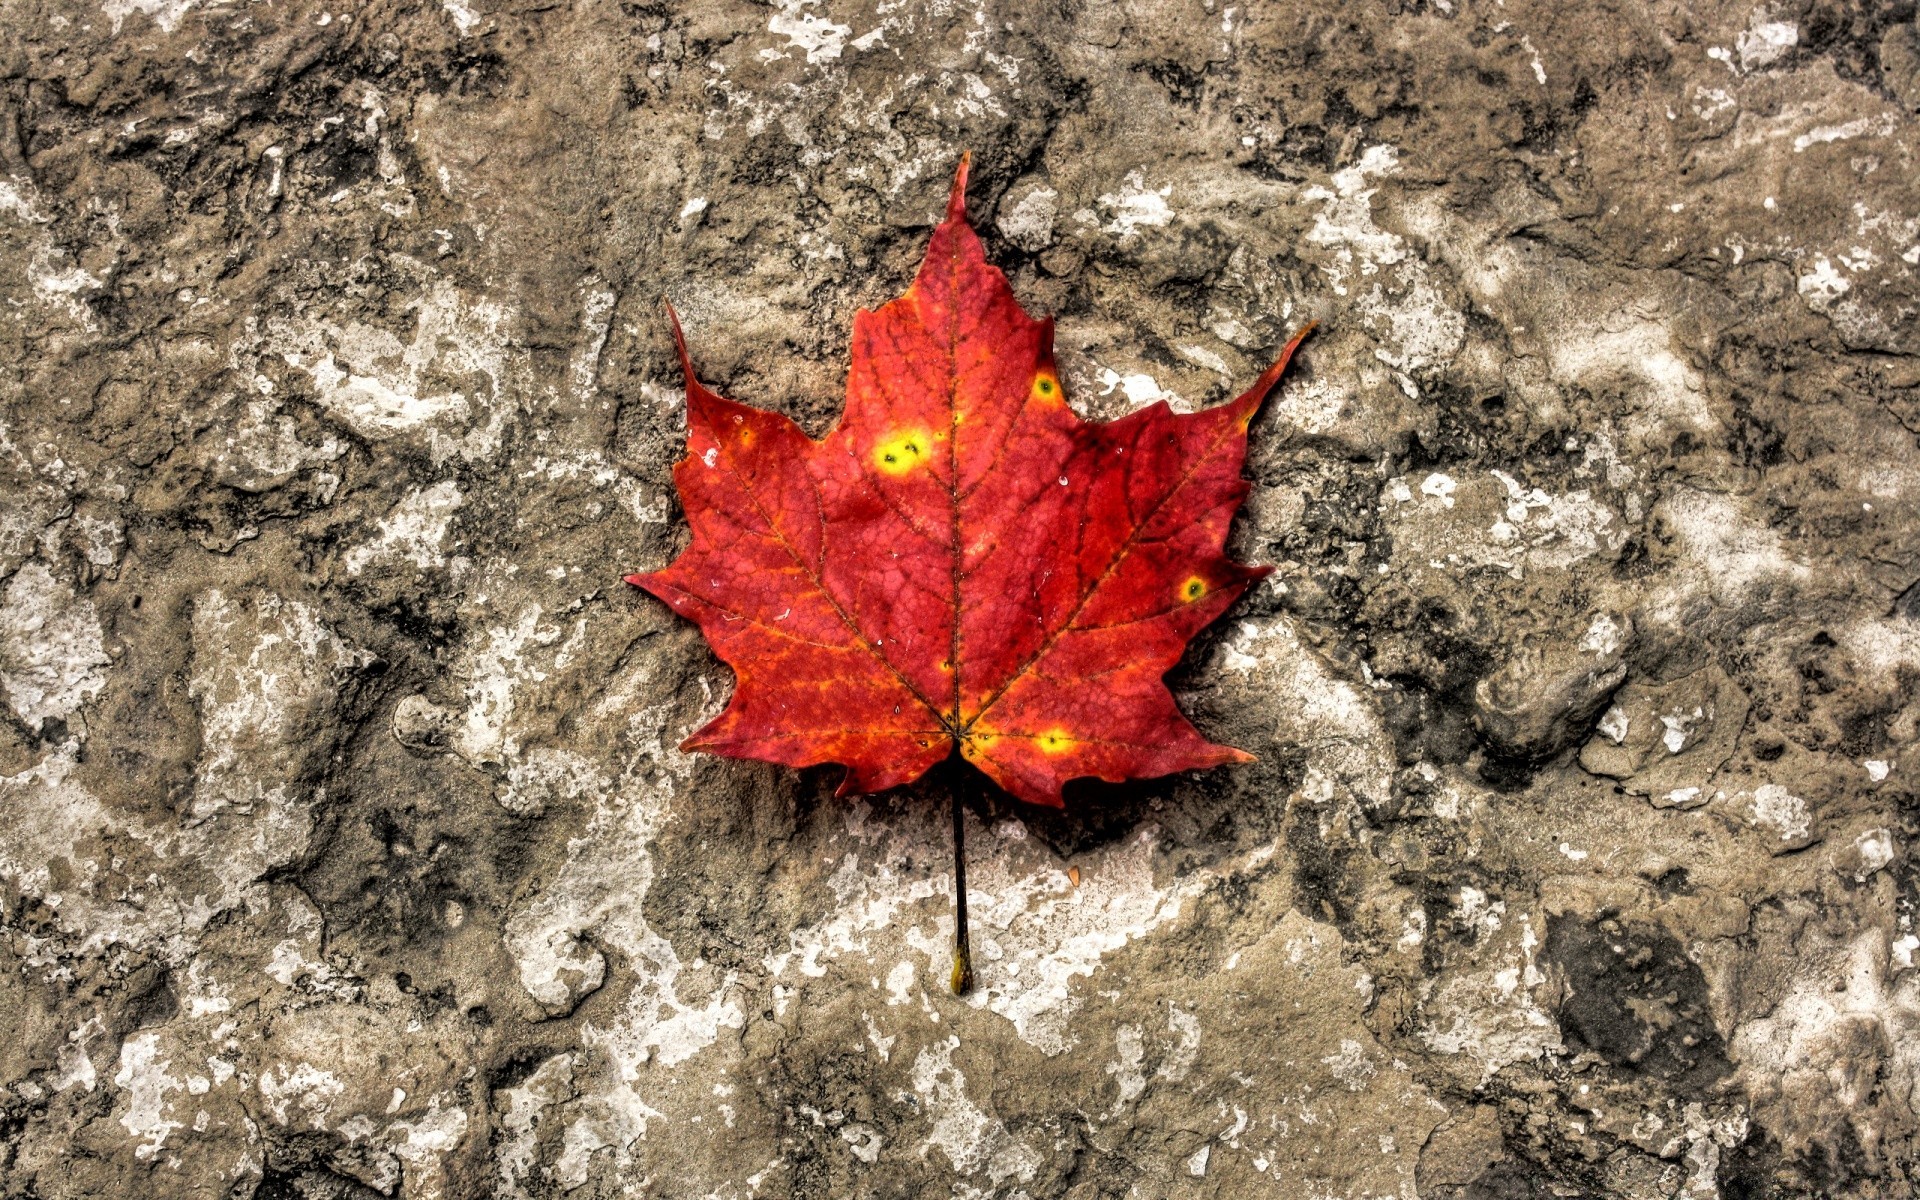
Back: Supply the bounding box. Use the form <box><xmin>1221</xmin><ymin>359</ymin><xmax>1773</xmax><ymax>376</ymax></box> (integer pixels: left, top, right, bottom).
<box><xmin>949</xmin><ymin>758</ymin><xmax>975</xmax><ymax>996</ymax></box>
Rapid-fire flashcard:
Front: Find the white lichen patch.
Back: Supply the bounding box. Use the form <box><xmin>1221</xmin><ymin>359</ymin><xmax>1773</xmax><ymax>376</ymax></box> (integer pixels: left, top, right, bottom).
<box><xmin>442</xmin><ymin>0</ymin><xmax>480</xmax><ymax>35</ymax></box>
<box><xmin>1579</xmin><ymin>612</ymin><xmax>1628</xmax><ymax>657</ymax></box>
<box><xmin>54</xmin><ymin>1017</ymin><xmax>104</xmax><ymax>1093</ymax></box>
<box><xmin>1097</xmin><ymin>170</ymin><xmax>1175</xmax><ymax>238</ymax></box>
<box><xmin>188</xmin><ymin>590</ymin><xmax>366</xmax><ymax>822</ymax></box>
<box><xmin>1217</xmin><ymin>616</ymin><xmax>1394</xmax><ymax>809</ymax></box>
<box><xmin>1731</xmin><ymin>931</ymin><xmax>1920</xmax><ymax>1154</ymax></box>
<box><xmin>1321</xmin><ymin>1038</ymin><xmax>1378</xmax><ymax>1092</ymax></box>
<box><xmin>500</xmin><ymin>746</ymin><xmax>612</xmax><ymax>819</ymax></box>
<box><xmin>1105</xmin><ymin>1025</ymin><xmax>1147</xmax><ymax>1113</ymax></box>
<box><xmin>206</xmin><ymin>397</ymin><xmax>347</xmax><ymax>492</ymax></box>
<box><xmin>261</xmin><ymin>278</ymin><xmax>521</xmax><ymax>463</ymax></box>
<box><xmin>1650</xmin><ymin>487</ymin><xmax>1808</xmax><ymax>617</ymax></box>
<box><xmin>1420</xmin><ymin>909</ymin><xmax>1561</xmax><ymax>1084</ymax></box>
<box><xmin>1849</xmin><ymin>829</ymin><xmax>1895</xmax><ymax>881</ymax></box>
<box><xmin>26</xmin><ymin>248</ymin><xmax>104</xmax><ymax>330</ymax></box>
<box><xmin>1386</xmin><ymin>468</ymin><xmax>1625</xmax><ymax>580</ymax></box>
<box><xmin>1399</xmin><ymin>196</ymin><xmax>1714</xmax><ymax>445</ymax></box>
<box><xmin>1</xmin><ymin>589</ymin><xmax>385</xmax><ymax>971</ymax></box>
<box><xmin>0</xmin><ymin>490</ymin><xmax>69</xmax><ymax>579</ymax></box>
<box><xmin>1735</xmin><ymin>11</ymin><xmax>1798</xmax><ymax>71</ymax></box>
<box><xmin>1265</xmin><ymin>373</ymin><xmax>1353</xmax><ymax>438</ymax></box>
<box><xmin>65</xmin><ymin>513</ymin><xmax>124</xmax><ymax>568</ymax></box>
<box><xmin>764</xmin><ymin>839</ymin><xmax>942</xmax><ymax>982</ymax></box>
<box><xmin>1830</xmin><ymin>616</ymin><xmax>1920</xmax><ymax>694</ymax></box>
<box><xmin>841</xmin><ymin>1122</ymin><xmax>884</xmax><ymax>1162</ymax></box>
<box><xmin>0</xmin><ymin>746</ymin><xmax>188</xmax><ymax>962</ymax></box>
<box><xmin>386</xmin><ymin>1097</ymin><xmax>471</xmax><ymax>1200</ymax></box>
<box><xmin>300</xmin><ymin>352</ymin><xmax>469</xmax><ymax>435</ymax></box>
<box><xmin>0</xmin><ymin>177</ymin><xmax>47</xmax><ymax>223</ymax></box>
<box><xmin>496</xmin><ymin>1054</ymin><xmax>576</xmax><ymax>1199</ymax></box>
<box><xmin>1094</xmin><ymin>365</ymin><xmax>1185</xmax><ymax>412</ymax></box>
<box><xmin>343</xmin><ymin>481</ymin><xmax>464</xmax><ymax>574</ymax></box>
<box><xmin>0</xmin><ymin>561</ymin><xmax>111</xmax><ymax>731</ymax></box>
<box><xmin>257</xmin><ymin>1061</ymin><xmax>347</xmax><ymax>1129</ymax></box>
<box><xmin>496</xmin><ymin>684</ymin><xmax>743</xmax><ymax>1188</ymax></box>
<box><xmin>765</xmin><ymin>0</ymin><xmax>851</xmax><ymax>64</ymax></box>
<box><xmin>1791</xmin><ymin>114</ymin><xmax>1898</xmax><ymax>154</ymax></box>
<box><xmin>100</xmin><ymin>0</ymin><xmax>203</xmax><ymax>33</ymax></box>
<box><xmin>1420</xmin><ymin>472</ymin><xmax>1457</xmax><ymax>507</ymax></box>
<box><xmin>1487</xmin><ymin>470</ymin><xmax>1623</xmax><ymax>570</ymax></box>
<box><xmin>446</xmin><ymin>604</ymin><xmax>588</xmax><ymax>772</ymax></box>
<box><xmin>570</xmin><ymin>280</ymin><xmax>617</xmax><ymax>403</ymax></box>
<box><xmin>966</xmin><ymin>826</ymin><xmax>1235</xmax><ymax>1055</ymax></box>
<box><xmin>910</xmin><ymin>1037</ymin><xmax>1042</xmax><ymax>1183</ymax></box>
<box><xmin>1749</xmin><ymin>783</ymin><xmax>1813</xmax><ymax>845</ymax></box>
<box><xmin>1</xmin><ymin>176</ymin><xmax>105</xmax><ymax>336</ymax></box>
<box><xmin>113</xmin><ymin>1033</ymin><xmax>185</xmax><ymax>1160</ymax></box>
<box><xmin>1302</xmin><ymin>146</ymin><xmax>1408</xmax><ymax>296</ymax></box>
<box><xmin>1547</xmin><ymin>321</ymin><xmax>1713</xmax><ymax>437</ymax></box>
<box><xmin>1796</xmin><ymin>254</ymin><xmax>1851</xmax><ymax>312</ymax></box>
<box><xmin>1299</xmin><ymin>145</ymin><xmax>1465</xmax><ymax>380</ymax></box>
<box><xmin>996</xmin><ymin>185</ymin><xmax>1058</xmax><ymax>251</ymax></box>
<box><xmin>520</xmin><ymin>449</ymin><xmax>671</xmax><ymax>527</ymax></box>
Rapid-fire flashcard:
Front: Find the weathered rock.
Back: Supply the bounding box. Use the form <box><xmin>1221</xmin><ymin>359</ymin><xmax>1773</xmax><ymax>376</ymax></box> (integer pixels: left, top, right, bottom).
<box><xmin>3</xmin><ymin>0</ymin><xmax>1918</xmax><ymax>1197</ymax></box>
<box><xmin>1416</xmin><ymin>1104</ymin><xmax>1508</xmax><ymax>1193</ymax></box>
<box><xmin>1579</xmin><ymin>664</ymin><xmax>1753</xmax><ymax>809</ymax></box>
<box><xmin>1473</xmin><ymin>612</ymin><xmax>1632</xmax><ymax>760</ymax></box>
<box><xmin>391</xmin><ymin>693</ymin><xmax>453</xmax><ymax>754</ymax></box>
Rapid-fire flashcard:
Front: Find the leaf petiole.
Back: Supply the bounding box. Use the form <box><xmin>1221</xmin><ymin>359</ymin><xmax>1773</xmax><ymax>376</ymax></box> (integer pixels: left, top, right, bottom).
<box><xmin>949</xmin><ymin>759</ymin><xmax>975</xmax><ymax>996</ymax></box>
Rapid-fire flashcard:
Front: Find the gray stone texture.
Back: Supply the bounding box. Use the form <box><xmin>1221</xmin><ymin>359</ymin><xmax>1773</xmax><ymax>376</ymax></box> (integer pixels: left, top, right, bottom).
<box><xmin>2</xmin><ymin>0</ymin><xmax>1919</xmax><ymax>1196</ymax></box>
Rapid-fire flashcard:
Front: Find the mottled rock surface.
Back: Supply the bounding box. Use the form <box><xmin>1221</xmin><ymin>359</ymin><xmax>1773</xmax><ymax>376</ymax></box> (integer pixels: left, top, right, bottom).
<box><xmin>2</xmin><ymin>0</ymin><xmax>1918</xmax><ymax>1197</ymax></box>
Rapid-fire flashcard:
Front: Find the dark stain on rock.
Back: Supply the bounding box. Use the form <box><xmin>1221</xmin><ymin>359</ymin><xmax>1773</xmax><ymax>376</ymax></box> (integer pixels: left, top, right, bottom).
<box><xmin>1542</xmin><ymin>913</ymin><xmax>1731</xmax><ymax>1095</ymax></box>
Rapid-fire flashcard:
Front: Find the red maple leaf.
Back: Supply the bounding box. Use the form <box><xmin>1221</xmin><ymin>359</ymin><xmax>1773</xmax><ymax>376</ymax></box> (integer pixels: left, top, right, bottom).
<box><xmin>627</xmin><ymin>158</ymin><xmax>1310</xmax><ymax>809</ymax></box>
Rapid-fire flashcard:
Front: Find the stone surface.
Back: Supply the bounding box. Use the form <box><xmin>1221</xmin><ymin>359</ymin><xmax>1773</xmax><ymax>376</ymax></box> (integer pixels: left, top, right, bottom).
<box><xmin>2</xmin><ymin>1</ymin><xmax>1918</xmax><ymax>1197</ymax></box>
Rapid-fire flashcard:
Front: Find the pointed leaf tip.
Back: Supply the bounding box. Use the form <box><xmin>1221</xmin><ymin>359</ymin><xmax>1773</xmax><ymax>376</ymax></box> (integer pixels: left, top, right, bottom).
<box><xmin>663</xmin><ymin>300</ymin><xmax>692</xmax><ymax>368</ymax></box>
<box><xmin>622</xmin><ymin>574</ymin><xmax>648</xmax><ymax>588</ymax></box>
<box><xmin>1236</xmin><ymin>321</ymin><xmax>1319</xmax><ymax>416</ymax></box>
<box><xmin>946</xmin><ymin>152</ymin><xmax>971</xmax><ymax>224</ymax></box>
<box><xmin>1268</xmin><ymin>321</ymin><xmax>1316</xmax><ymax>380</ymax></box>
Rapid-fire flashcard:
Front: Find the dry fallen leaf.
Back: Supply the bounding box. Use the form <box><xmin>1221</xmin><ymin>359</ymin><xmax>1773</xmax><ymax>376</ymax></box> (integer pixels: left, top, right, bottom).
<box><xmin>628</xmin><ymin>155</ymin><xmax>1310</xmax><ymax>990</ymax></box>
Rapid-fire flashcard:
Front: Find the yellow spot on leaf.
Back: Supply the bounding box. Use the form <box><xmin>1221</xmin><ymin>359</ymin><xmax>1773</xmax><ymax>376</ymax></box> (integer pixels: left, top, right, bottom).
<box><xmin>1032</xmin><ymin>372</ymin><xmax>1060</xmax><ymax>402</ymax></box>
<box><xmin>1179</xmin><ymin>576</ymin><xmax>1207</xmax><ymax>602</ymax></box>
<box><xmin>1037</xmin><ymin>728</ymin><xmax>1073</xmax><ymax>755</ymax></box>
<box><xmin>874</xmin><ymin>429</ymin><xmax>932</xmax><ymax>476</ymax></box>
